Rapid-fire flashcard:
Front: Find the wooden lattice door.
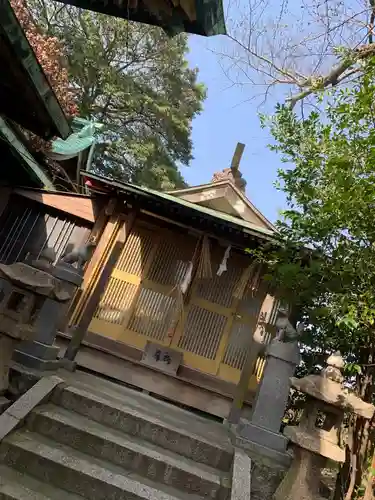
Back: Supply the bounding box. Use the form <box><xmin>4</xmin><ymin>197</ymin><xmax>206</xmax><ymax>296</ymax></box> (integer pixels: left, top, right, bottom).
<box><xmin>89</xmin><ymin>222</ymin><xmax>198</xmax><ymax>349</ymax></box>
<box><xmin>89</xmin><ymin>223</ymin><xmax>277</xmax><ymax>384</ymax></box>
<box><xmin>168</xmin><ymin>245</ymin><xmax>242</xmax><ymax>375</ymax></box>
<box><xmin>170</xmin><ymin>246</ymin><xmax>277</xmax><ymax>382</ymax></box>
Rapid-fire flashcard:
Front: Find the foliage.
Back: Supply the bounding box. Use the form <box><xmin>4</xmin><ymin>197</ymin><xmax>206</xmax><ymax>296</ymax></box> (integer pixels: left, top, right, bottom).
<box><xmin>11</xmin><ymin>0</ymin><xmax>77</xmax><ymax>151</ymax></box>
<box><xmin>11</xmin><ymin>0</ymin><xmax>77</xmax><ymax>118</ymax></box>
<box><xmin>26</xmin><ymin>1</ymin><xmax>206</xmax><ymax>189</ymax></box>
<box><xmin>261</xmin><ymin>58</ymin><xmax>375</xmax><ymax>499</ymax></box>
<box><xmin>219</xmin><ymin>0</ymin><xmax>375</xmax><ymax>108</ymax></box>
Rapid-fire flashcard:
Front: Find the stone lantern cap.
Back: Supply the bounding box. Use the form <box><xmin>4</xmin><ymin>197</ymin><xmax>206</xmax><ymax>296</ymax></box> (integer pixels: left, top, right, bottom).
<box><xmin>0</xmin><ymin>263</ymin><xmax>54</xmax><ymax>296</ymax></box>
<box><xmin>0</xmin><ymin>263</ymin><xmax>71</xmax><ymax>302</ymax></box>
<box><xmin>290</xmin><ymin>352</ymin><xmax>374</xmax><ymax>420</ymax></box>
<box><xmin>283</xmin><ymin>353</ymin><xmax>375</xmax><ymax>463</ymax></box>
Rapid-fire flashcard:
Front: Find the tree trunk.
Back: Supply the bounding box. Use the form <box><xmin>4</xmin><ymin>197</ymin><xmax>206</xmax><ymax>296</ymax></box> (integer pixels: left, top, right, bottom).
<box><xmin>333</xmin><ymin>348</ymin><xmax>375</xmax><ymax>500</ymax></box>
<box><xmin>363</xmin><ymin>447</ymin><xmax>375</xmax><ymax>500</ymax></box>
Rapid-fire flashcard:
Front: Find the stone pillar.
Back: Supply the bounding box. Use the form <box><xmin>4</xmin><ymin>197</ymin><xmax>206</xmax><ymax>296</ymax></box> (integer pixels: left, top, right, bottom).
<box><xmin>235</xmin><ymin>338</ymin><xmax>300</xmax><ymax>465</ymax></box>
<box><xmin>274</xmin><ymin>353</ymin><xmax>375</xmax><ymax>500</ymax></box>
<box><xmin>14</xmin><ymin>260</ymin><xmax>83</xmax><ymax>371</ymax></box>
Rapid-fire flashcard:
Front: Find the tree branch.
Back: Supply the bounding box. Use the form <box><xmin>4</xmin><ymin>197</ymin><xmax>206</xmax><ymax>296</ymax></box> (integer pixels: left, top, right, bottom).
<box><xmin>227</xmin><ymin>33</ymin><xmax>305</xmax><ymax>85</ymax></box>
<box><xmin>369</xmin><ymin>0</ymin><xmax>375</xmax><ymax>44</ymax></box>
<box><xmin>287</xmin><ymin>44</ymin><xmax>375</xmax><ymax>108</ymax></box>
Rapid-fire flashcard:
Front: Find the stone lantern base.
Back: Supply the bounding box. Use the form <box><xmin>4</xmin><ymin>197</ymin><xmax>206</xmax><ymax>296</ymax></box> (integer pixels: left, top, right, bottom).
<box><xmin>0</xmin><ymin>335</ymin><xmax>18</xmax><ymax>394</ymax></box>
<box><xmin>12</xmin><ymin>260</ymin><xmax>83</xmax><ymax>373</ymax></box>
<box><xmin>274</xmin><ymin>446</ymin><xmax>326</xmax><ymax>500</ymax></box>
<box><xmin>0</xmin><ymin>334</ymin><xmax>19</xmax><ymax>413</ymax></box>
<box><xmin>236</xmin><ymin>420</ymin><xmax>292</xmax><ymax>467</ymax></box>
<box><xmin>12</xmin><ymin>341</ymin><xmax>62</xmax><ymax>371</ymax></box>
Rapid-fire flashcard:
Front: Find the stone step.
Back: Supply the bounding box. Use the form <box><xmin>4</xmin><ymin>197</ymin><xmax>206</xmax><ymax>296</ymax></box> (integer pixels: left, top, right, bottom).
<box><xmin>0</xmin><ymin>431</ymin><xmax>209</xmax><ymax>500</ymax></box>
<box><xmin>27</xmin><ymin>405</ymin><xmax>231</xmax><ymax>500</ymax></box>
<box><xmin>0</xmin><ymin>464</ymin><xmax>84</xmax><ymax>499</ymax></box>
<box><xmin>52</xmin><ymin>385</ymin><xmax>233</xmax><ymax>472</ymax></box>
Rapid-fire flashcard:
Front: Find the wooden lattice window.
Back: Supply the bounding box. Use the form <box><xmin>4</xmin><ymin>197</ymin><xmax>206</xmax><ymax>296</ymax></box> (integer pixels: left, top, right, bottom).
<box><xmin>178</xmin><ymin>305</ymin><xmax>227</xmax><ymax>359</ymax></box>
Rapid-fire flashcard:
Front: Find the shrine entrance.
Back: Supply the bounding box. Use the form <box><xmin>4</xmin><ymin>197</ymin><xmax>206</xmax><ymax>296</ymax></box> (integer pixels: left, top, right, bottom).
<box><xmin>88</xmin><ymin>219</ymin><xmax>276</xmax><ymax>386</ymax></box>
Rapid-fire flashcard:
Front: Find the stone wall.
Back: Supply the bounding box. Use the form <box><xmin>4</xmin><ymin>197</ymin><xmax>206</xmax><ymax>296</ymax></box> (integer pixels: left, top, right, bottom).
<box><xmin>251</xmin><ymin>458</ymin><xmax>285</xmax><ymax>500</ymax></box>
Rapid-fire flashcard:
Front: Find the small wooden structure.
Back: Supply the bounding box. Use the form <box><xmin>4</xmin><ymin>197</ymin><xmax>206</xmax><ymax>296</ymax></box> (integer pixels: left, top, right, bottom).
<box><xmin>0</xmin><ymin>146</ymin><xmax>282</xmax><ymax>419</ymax></box>
<box><xmin>0</xmin><ymin>187</ymin><xmax>98</xmax><ymax>265</ymax></box>
<box><xmin>57</xmin><ymin>151</ymin><xmax>280</xmax><ymax>418</ymax></box>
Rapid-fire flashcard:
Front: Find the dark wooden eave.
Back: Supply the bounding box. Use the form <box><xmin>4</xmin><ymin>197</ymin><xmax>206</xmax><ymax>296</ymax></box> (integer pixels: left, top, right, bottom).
<box><xmin>0</xmin><ymin>1</ymin><xmax>71</xmax><ymax>140</ymax></box>
<box><xmin>81</xmin><ymin>171</ymin><xmax>276</xmax><ymax>250</ymax></box>
<box><xmin>53</xmin><ymin>0</ymin><xmax>226</xmax><ymax>37</ymax></box>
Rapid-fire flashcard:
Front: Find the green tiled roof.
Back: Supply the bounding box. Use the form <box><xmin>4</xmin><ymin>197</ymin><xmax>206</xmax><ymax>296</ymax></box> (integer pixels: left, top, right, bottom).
<box><xmin>50</xmin><ymin>118</ymin><xmax>103</xmax><ymax>160</ymax></box>
<box><xmin>81</xmin><ymin>171</ymin><xmax>276</xmax><ymax>241</ymax></box>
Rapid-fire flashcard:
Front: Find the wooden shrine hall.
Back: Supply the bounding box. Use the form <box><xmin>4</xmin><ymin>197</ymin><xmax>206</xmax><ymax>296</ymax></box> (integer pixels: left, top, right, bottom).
<box><xmin>56</xmin><ymin>144</ymin><xmax>280</xmax><ymax>419</ymax></box>
<box><xmin>0</xmin><ymin>0</ymin><xmax>278</xmax><ymax>420</ymax></box>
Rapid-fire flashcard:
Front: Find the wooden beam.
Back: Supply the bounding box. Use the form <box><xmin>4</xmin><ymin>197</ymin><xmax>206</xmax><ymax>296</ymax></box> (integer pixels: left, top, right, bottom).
<box><xmin>143</xmin><ymin>0</ymin><xmax>173</xmax><ymax>18</ymax></box>
<box><xmin>231</xmin><ymin>143</ymin><xmax>245</xmax><ymax>171</ymax></box>
<box><xmin>14</xmin><ymin>188</ymin><xmax>97</xmax><ymax>223</ymax></box>
<box><xmin>226</xmin><ymin>336</ymin><xmax>263</xmax><ymax>424</ymax></box>
<box><xmin>64</xmin><ymin>210</ymin><xmax>136</xmax><ymax>361</ymax></box>
<box><xmin>65</xmin><ymin>200</ymin><xmax>113</xmax><ymax>324</ymax></box>
<box><xmin>179</xmin><ymin>0</ymin><xmax>196</xmax><ymax>21</ymax></box>
<box><xmin>69</xmin><ymin>213</ymin><xmax>120</xmax><ymax>327</ymax></box>
<box><xmin>82</xmin><ymin>198</ymin><xmax>117</xmax><ymax>289</ymax></box>
<box><xmin>70</xmin><ymin>201</ymin><xmax>119</xmax><ymax>325</ymax></box>
<box><xmin>140</xmin><ymin>209</ymin><xmax>249</xmax><ymax>253</ymax></box>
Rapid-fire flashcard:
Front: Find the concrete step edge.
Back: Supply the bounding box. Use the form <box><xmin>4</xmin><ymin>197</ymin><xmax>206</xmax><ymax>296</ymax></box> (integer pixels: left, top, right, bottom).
<box><xmin>29</xmin><ymin>404</ymin><xmax>229</xmax><ymax>489</ymax></box>
<box><xmin>53</xmin><ymin>385</ymin><xmax>233</xmax><ymax>472</ymax></box>
<box><xmin>56</xmin><ymin>385</ymin><xmax>231</xmax><ymax>451</ymax></box>
<box><xmin>1</xmin><ymin>430</ymin><xmax>206</xmax><ymax>500</ymax></box>
<box><xmin>63</xmin><ymin>370</ymin><xmax>226</xmax><ymax>428</ymax></box>
<box><xmin>0</xmin><ymin>464</ymin><xmax>84</xmax><ymax>499</ymax></box>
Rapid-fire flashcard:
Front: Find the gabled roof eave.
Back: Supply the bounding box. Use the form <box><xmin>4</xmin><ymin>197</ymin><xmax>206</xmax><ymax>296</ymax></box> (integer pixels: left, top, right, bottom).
<box><xmin>168</xmin><ymin>180</ymin><xmax>276</xmax><ymax>231</ymax></box>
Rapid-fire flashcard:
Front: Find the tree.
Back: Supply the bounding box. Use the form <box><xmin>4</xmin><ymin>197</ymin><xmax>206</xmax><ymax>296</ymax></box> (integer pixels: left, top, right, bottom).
<box><xmin>26</xmin><ymin>1</ymin><xmax>206</xmax><ymax>189</ymax></box>
<box><xmin>259</xmin><ymin>58</ymin><xmax>375</xmax><ymax>499</ymax></box>
<box><xmin>218</xmin><ymin>0</ymin><xmax>375</xmax><ymax>108</ymax></box>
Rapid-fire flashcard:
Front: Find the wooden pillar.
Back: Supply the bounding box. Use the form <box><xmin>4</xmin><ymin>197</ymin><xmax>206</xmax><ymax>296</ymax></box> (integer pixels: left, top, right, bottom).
<box><xmin>64</xmin><ymin>200</ymin><xmax>111</xmax><ymax>324</ymax></box>
<box><xmin>83</xmin><ymin>198</ymin><xmax>117</xmax><ymax>288</ymax></box>
<box><xmin>68</xmin><ymin>197</ymin><xmax>121</xmax><ymax>326</ymax></box>
<box><xmin>64</xmin><ymin>209</ymin><xmax>136</xmax><ymax>362</ymax></box>
<box><xmin>226</xmin><ymin>335</ymin><xmax>264</xmax><ymax>424</ymax></box>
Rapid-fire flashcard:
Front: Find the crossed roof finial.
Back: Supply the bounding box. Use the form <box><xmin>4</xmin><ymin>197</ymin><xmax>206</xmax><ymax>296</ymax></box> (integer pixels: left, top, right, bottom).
<box><xmin>211</xmin><ymin>143</ymin><xmax>247</xmax><ymax>192</ymax></box>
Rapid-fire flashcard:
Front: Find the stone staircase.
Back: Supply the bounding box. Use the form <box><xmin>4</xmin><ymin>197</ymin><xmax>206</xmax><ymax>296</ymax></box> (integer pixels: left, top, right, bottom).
<box><xmin>0</xmin><ymin>372</ymin><xmax>238</xmax><ymax>499</ymax></box>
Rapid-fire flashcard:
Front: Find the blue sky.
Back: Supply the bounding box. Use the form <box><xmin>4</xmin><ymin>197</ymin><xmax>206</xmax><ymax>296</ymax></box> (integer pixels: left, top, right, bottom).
<box><xmin>183</xmin><ymin>34</ymin><xmax>288</xmax><ymax>224</ymax></box>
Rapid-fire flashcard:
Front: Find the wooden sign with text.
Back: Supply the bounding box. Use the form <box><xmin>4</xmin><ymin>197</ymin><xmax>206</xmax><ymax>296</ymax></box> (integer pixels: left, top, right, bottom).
<box><xmin>141</xmin><ymin>342</ymin><xmax>182</xmax><ymax>375</ymax></box>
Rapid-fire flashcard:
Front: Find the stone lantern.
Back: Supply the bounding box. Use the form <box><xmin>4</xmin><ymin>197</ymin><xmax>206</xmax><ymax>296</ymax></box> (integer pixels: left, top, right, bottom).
<box><xmin>274</xmin><ymin>352</ymin><xmax>375</xmax><ymax>500</ymax></box>
<box><xmin>13</xmin><ymin>251</ymin><xmax>83</xmax><ymax>372</ymax></box>
<box><xmin>0</xmin><ymin>252</ymin><xmax>75</xmax><ymax>398</ymax></box>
